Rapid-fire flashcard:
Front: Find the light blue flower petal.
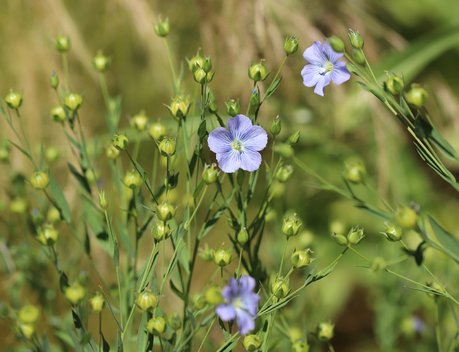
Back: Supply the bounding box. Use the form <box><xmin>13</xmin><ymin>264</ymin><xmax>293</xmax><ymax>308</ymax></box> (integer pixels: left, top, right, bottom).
<box><xmin>322</xmin><ymin>42</ymin><xmax>344</xmax><ymax>63</ymax></box>
<box><xmin>236</xmin><ymin>309</ymin><xmax>255</xmax><ymax>335</ymax></box>
<box><xmin>208</xmin><ymin>128</ymin><xmax>232</xmax><ymax>153</ymax></box>
<box><xmin>331</xmin><ymin>61</ymin><xmax>351</xmax><ymax>85</ymax></box>
<box><xmin>217</xmin><ymin>150</ymin><xmax>241</xmax><ymax>173</ymax></box>
<box><xmin>301</xmin><ymin>64</ymin><xmax>323</xmax><ymax>88</ymax></box>
<box><xmin>240</xmin><ymin>149</ymin><xmax>262</xmax><ymax>172</ymax></box>
<box><xmin>303</xmin><ymin>41</ymin><xmax>326</xmax><ymax>65</ymax></box>
<box><xmin>228</xmin><ymin>114</ymin><xmax>253</xmax><ymax>139</ymax></box>
<box><xmin>313</xmin><ymin>75</ymin><xmax>332</xmax><ymax>96</ymax></box>
<box><xmin>240</xmin><ymin>126</ymin><xmax>267</xmax><ymax>152</ymax></box>
<box><xmin>238</xmin><ymin>275</ymin><xmax>256</xmax><ymax>294</ymax></box>
<box><xmin>216</xmin><ymin>304</ymin><xmax>236</xmax><ymax>321</ymax></box>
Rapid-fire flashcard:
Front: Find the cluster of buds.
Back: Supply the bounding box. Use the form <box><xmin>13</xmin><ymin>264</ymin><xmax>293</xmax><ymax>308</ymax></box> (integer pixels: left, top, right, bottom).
<box><xmin>17</xmin><ymin>305</ymin><xmax>40</xmax><ymax>340</ymax></box>
<box><xmin>188</xmin><ymin>51</ymin><xmax>214</xmax><ymax>84</ymax></box>
<box><xmin>332</xmin><ymin>226</ymin><xmax>365</xmax><ymax>246</ymax></box>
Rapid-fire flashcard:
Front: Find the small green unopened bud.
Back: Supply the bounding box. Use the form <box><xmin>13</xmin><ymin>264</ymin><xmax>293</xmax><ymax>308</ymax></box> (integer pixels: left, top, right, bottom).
<box><xmin>396</xmin><ymin>207</ymin><xmax>418</xmax><ymax>229</ymax></box>
<box><xmin>282</xmin><ymin>213</ymin><xmax>302</xmax><ymax>238</ymax></box>
<box><xmin>292</xmin><ymin>340</ymin><xmax>310</xmax><ymax>352</ymax></box>
<box><xmin>271</xmin><ymin>277</ymin><xmax>289</xmax><ymax>299</ymax></box>
<box><xmin>151</xmin><ymin>220</ymin><xmax>170</xmax><ymax>241</ymax></box>
<box><xmin>248</xmin><ymin>87</ymin><xmax>260</xmax><ymax>111</ymax></box>
<box><xmin>271</xmin><ymin>116</ymin><xmax>282</xmax><ymax>136</ymax></box>
<box><xmin>371</xmin><ymin>257</ymin><xmax>387</xmax><ymax>272</ymax></box>
<box><xmin>93</xmin><ymin>51</ymin><xmax>111</xmax><ymax>72</ymax></box>
<box><xmin>213</xmin><ymin>249</ymin><xmax>232</xmax><ymax>267</ymax></box>
<box><xmin>30</xmin><ymin>171</ymin><xmax>49</xmax><ymax>190</ymax></box>
<box><xmin>167</xmin><ymin>313</ymin><xmax>182</xmax><ymax>330</ymax></box>
<box><xmin>202</xmin><ymin>163</ymin><xmax>219</xmax><ymax>184</ymax></box>
<box><xmin>328</xmin><ymin>36</ymin><xmax>345</xmax><ymax>53</ymax></box>
<box><xmin>284</xmin><ymin>35</ymin><xmax>299</xmax><ymax>56</ymax></box>
<box><xmin>50</xmin><ymin>106</ymin><xmax>66</xmax><ymax>123</ymax></box>
<box><xmin>131</xmin><ymin>111</ymin><xmax>149</xmax><ymax>132</ymax></box>
<box><xmin>46</xmin><ymin>207</ymin><xmax>61</xmax><ymax>223</ymax></box>
<box><xmin>381</xmin><ymin>223</ymin><xmax>402</xmax><ymax>241</ymax></box>
<box><xmin>106</xmin><ymin>145</ymin><xmax>120</xmax><ymax>159</ymax></box>
<box><xmin>168</xmin><ymin>96</ymin><xmax>191</xmax><ymax>119</ymax></box>
<box><xmin>385</xmin><ymin>74</ymin><xmax>404</xmax><ymax>95</ymax></box>
<box><xmin>248</xmin><ymin>61</ymin><xmax>269</xmax><ymax>82</ymax></box>
<box><xmin>50</xmin><ymin>71</ymin><xmax>59</xmax><ymax>89</ymax></box>
<box><xmin>243</xmin><ymin>334</ymin><xmax>262</xmax><ymax>351</ymax></box>
<box><xmin>347</xmin><ymin>226</ymin><xmax>365</xmax><ymax>245</ymax></box>
<box><xmin>156</xmin><ymin>202</ymin><xmax>175</xmax><ymax>221</ymax></box>
<box><xmin>45</xmin><ymin>147</ymin><xmax>60</xmax><ymax>163</ymax></box>
<box><xmin>202</xmin><ymin>57</ymin><xmax>212</xmax><ymax>73</ymax></box>
<box><xmin>158</xmin><ymin>137</ymin><xmax>176</xmax><ymax>157</ymax></box>
<box><xmin>317</xmin><ymin>322</ymin><xmax>334</xmax><ymax>341</ymax></box>
<box><xmin>205</xmin><ymin>287</ymin><xmax>223</xmax><ymax>305</ymax></box>
<box><xmin>149</xmin><ymin>122</ymin><xmax>167</xmax><ymax>141</ymax></box>
<box><xmin>5</xmin><ymin>90</ymin><xmax>23</xmax><ymax>109</ymax></box>
<box><xmin>343</xmin><ymin>159</ymin><xmax>366</xmax><ymax>184</ymax></box>
<box><xmin>237</xmin><ymin>227</ymin><xmax>249</xmax><ymax>245</ymax></box>
<box><xmin>154</xmin><ymin>17</ymin><xmax>170</xmax><ymax>37</ymax></box>
<box><xmin>405</xmin><ymin>84</ymin><xmax>428</xmax><ymax>108</ymax></box>
<box><xmin>291</xmin><ymin>249</ymin><xmax>313</xmax><ymax>269</ymax></box>
<box><xmin>64</xmin><ymin>93</ymin><xmax>83</xmax><ymax>111</ymax></box>
<box><xmin>198</xmin><ymin>244</ymin><xmax>214</xmax><ymax>261</ymax></box>
<box><xmin>275</xmin><ymin>164</ymin><xmax>294</xmax><ymax>182</ymax></box>
<box><xmin>55</xmin><ymin>35</ymin><xmax>71</xmax><ymax>52</ymax></box>
<box><xmin>136</xmin><ymin>290</ymin><xmax>158</xmax><ymax>311</ymax></box>
<box><xmin>90</xmin><ymin>293</ymin><xmax>105</xmax><ymax>312</ymax></box>
<box><xmin>147</xmin><ymin>316</ymin><xmax>166</xmax><ymax>335</ymax></box>
<box><xmin>10</xmin><ymin>197</ymin><xmax>27</xmax><ymax>214</ymax></box>
<box><xmin>288</xmin><ymin>131</ymin><xmax>300</xmax><ymax>145</ymax></box>
<box><xmin>18</xmin><ymin>305</ymin><xmax>40</xmax><ymax>324</ymax></box>
<box><xmin>123</xmin><ymin>170</ymin><xmax>142</xmax><ymax>189</ymax></box>
<box><xmin>331</xmin><ymin>232</ymin><xmax>348</xmax><ymax>246</ymax></box>
<box><xmin>64</xmin><ymin>282</ymin><xmax>86</xmax><ymax>305</ymax></box>
<box><xmin>348</xmin><ymin>29</ymin><xmax>364</xmax><ymax>49</ymax></box>
<box><xmin>225</xmin><ymin>99</ymin><xmax>240</xmax><ymax>117</ymax></box>
<box><xmin>351</xmin><ymin>48</ymin><xmax>365</xmax><ymax>65</ymax></box>
<box><xmin>98</xmin><ymin>191</ymin><xmax>108</xmax><ymax>209</ymax></box>
<box><xmin>112</xmin><ymin>134</ymin><xmax>129</xmax><ymax>150</ymax></box>
<box><xmin>208</xmin><ymin>90</ymin><xmax>218</xmax><ymax>113</ymax></box>
<box><xmin>18</xmin><ymin>323</ymin><xmax>35</xmax><ymax>339</ymax></box>
<box><xmin>274</xmin><ymin>143</ymin><xmax>294</xmax><ymax>159</ymax></box>
<box><xmin>187</xmin><ymin>50</ymin><xmax>204</xmax><ymax>72</ymax></box>
<box><xmin>0</xmin><ymin>143</ymin><xmax>10</xmax><ymax>163</ymax></box>
<box><xmin>193</xmin><ymin>67</ymin><xmax>207</xmax><ymax>84</ymax></box>
<box><xmin>426</xmin><ymin>281</ymin><xmax>445</xmax><ymax>299</ymax></box>
<box><xmin>37</xmin><ymin>224</ymin><xmax>59</xmax><ymax>245</ymax></box>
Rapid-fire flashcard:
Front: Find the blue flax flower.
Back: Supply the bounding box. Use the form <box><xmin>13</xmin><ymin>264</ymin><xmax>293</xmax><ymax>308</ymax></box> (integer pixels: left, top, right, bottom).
<box><xmin>301</xmin><ymin>41</ymin><xmax>350</xmax><ymax>96</ymax></box>
<box><xmin>208</xmin><ymin>114</ymin><xmax>267</xmax><ymax>173</ymax></box>
<box><xmin>216</xmin><ymin>275</ymin><xmax>260</xmax><ymax>335</ymax></box>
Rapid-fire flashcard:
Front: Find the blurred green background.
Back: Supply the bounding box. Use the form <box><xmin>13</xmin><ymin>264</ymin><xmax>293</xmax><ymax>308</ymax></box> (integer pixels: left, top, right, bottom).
<box><xmin>2</xmin><ymin>0</ymin><xmax>459</xmax><ymax>351</ymax></box>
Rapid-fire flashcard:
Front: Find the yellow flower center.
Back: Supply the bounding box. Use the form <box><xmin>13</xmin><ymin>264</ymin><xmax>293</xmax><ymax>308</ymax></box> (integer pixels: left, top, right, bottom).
<box><xmin>231</xmin><ymin>140</ymin><xmax>243</xmax><ymax>152</ymax></box>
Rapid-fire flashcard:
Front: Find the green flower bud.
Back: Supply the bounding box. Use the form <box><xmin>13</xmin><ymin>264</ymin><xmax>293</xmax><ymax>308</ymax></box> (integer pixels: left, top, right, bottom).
<box><xmin>385</xmin><ymin>74</ymin><xmax>404</xmax><ymax>95</ymax></box>
<box><xmin>202</xmin><ymin>57</ymin><xmax>212</xmax><ymax>73</ymax></box>
<box><xmin>10</xmin><ymin>197</ymin><xmax>27</xmax><ymax>214</ymax></box>
<box><xmin>205</xmin><ymin>286</ymin><xmax>223</xmax><ymax>305</ymax></box>
<box><xmin>248</xmin><ymin>61</ymin><xmax>269</xmax><ymax>82</ymax></box>
<box><xmin>0</xmin><ymin>143</ymin><xmax>10</xmax><ymax>163</ymax></box>
<box><xmin>64</xmin><ymin>93</ymin><xmax>83</xmax><ymax>111</ymax></box>
<box><xmin>317</xmin><ymin>323</ymin><xmax>334</xmax><ymax>341</ymax></box>
<box><xmin>292</xmin><ymin>341</ymin><xmax>310</xmax><ymax>352</ymax></box>
<box><xmin>90</xmin><ymin>293</ymin><xmax>105</xmax><ymax>312</ymax></box>
<box><xmin>348</xmin><ymin>29</ymin><xmax>364</xmax><ymax>49</ymax></box>
<box><xmin>130</xmin><ymin>110</ymin><xmax>149</xmax><ymax>132</ymax></box>
<box><xmin>237</xmin><ymin>227</ymin><xmax>249</xmax><ymax>245</ymax></box>
<box><xmin>275</xmin><ymin>164</ymin><xmax>294</xmax><ymax>182</ymax></box>
<box><xmin>154</xmin><ymin>17</ymin><xmax>170</xmax><ymax>37</ymax></box>
<box><xmin>248</xmin><ymin>87</ymin><xmax>260</xmax><ymax>112</ymax></box>
<box><xmin>5</xmin><ymin>90</ymin><xmax>23</xmax><ymax>109</ymax></box>
<box><xmin>291</xmin><ymin>249</ymin><xmax>313</xmax><ymax>269</ymax></box>
<box><xmin>187</xmin><ymin>50</ymin><xmax>204</xmax><ymax>72</ymax></box>
<box><xmin>347</xmin><ymin>226</ymin><xmax>365</xmax><ymax>245</ymax></box>
<box><xmin>282</xmin><ymin>213</ymin><xmax>302</xmax><ymax>238</ymax></box>
<box><xmin>112</xmin><ymin>133</ymin><xmax>129</xmax><ymax>151</ymax></box>
<box><xmin>208</xmin><ymin>90</ymin><xmax>218</xmax><ymax>113</ymax></box>
<box><xmin>274</xmin><ymin>143</ymin><xmax>294</xmax><ymax>159</ymax></box>
<box><xmin>381</xmin><ymin>223</ymin><xmax>402</xmax><ymax>242</ymax></box>
<box><xmin>167</xmin><ymin>313</ymin><xmax>182</xmax><ymax>330</ymax></box>
<box><xmin>136</xmin><ymin>290</ymin><xmax>158</xmax><ymax>311</ymax></box>
<box><xmin>271</xmin><ymin>116</ymin><xmax>282</xmax><ymax>136</ymax></box>
<box><xmin>37</xmin><ymin>224</ymin><xmax>59</xmax><ymax>245</ymax></box>
<box><xmin>343</xmin><ymin>159</ymin><xmax>366</xmax><ymax>184</ymax></box>
<box><xmin>149</xmin><ymin>122</ymin><xmax>167</xmax><ymax>141</ymax></box>
<box><xmin>46</xmin><ymin>207</ymin><xmax>61</xmax><ymax>223</ymax></box>
<box><xmin>93</xmin><ymin>51</ymin><xmax>111</xmax><ymax>72</ymax></box>
<box><xmin>50</xmin><ymin>71</ymin><xmax>59</xmax><ymax>89</ymax></box>
<box><xmin>331</xmin><ymin>232</ymin><xmax>348</xmax><ymax>246</ymax></box>
<box><xmin>156</xmin><ymin>202</ymin><xmax>175</xmax><ymax>221</ymax></box>
<box><xmin>270</xmin><ymin>181</ymin><xmax>285</xmax><ymax>198</ymax></box>
<box><xmin>198</xmin><ymin>244</ymin><xmax>214</xmax><ymax>261</ymax></box>
<box><xmin>370</xmin><ymin>257</ymin><xmax>387</xmax><ymax>272</ymax></box>
<box><xmin>98</xmin><ymin>191</ymin><xmax>108</xmax><ymax>209</ymax></box>
<box><xmin>284</xmin><ymin>35</ymin><xmax>299</xmax><ymax>56</ymax></box>
<box><xmin>151</xmin><ymin>220</ymin><xmax>170</xmax><ymax>241</ymax></box>
<box><xmin>123</xmin><ymin>170</ymin><xmax>142</xmax><ymax>189</ymax></box>
<box><xmin>30</xmin><ymin>171</ymin><xmax>49</xmax><ymax>190</ymax></box>
<box><xmin>18</xmin><ymin>323</ymin><xmax>35</xmax><ymax>339</ymax></box>
<box><xmin>147</xmin><ymin>316</ymin><xmax>166</xmax><ymax>335</ymax></box>
<box><xmin>50</xmin><ymin>105</ymin><xmax>66</xmax><ymax>123</ymax></box>
<box><xmin>225</xmin><ymin>99</ymin><xmax>240</xmax><ymax>117</ymax></box>
<box><xmin>18</xmin><ymin>305</ymin><xmax>40</xmax><ymax>324</ymax></box>
<box><xmin>193</xmin><ymin>67</ymin><xmax>207</xmax><ymax>84</ymax></box>
<box><xmin>426</xmin><ymin>281</ymin><xmax>445</xmax><ymax>299</ymax></box>
<box><xmin>45</xmin><ymin>147</ymin><xmax>60</xmax><ymax>163</ymax></box>
<box><xmin>328</xmin><ymin>36</ymin><xmax>345</xmax><ymax>53</ymax></box>
<box><xmin>55</xmin><ymin>35</ymin><xmax>71</xmax><ymax>52</ymax></box>
<box><xmin>85</xmin><ymin>169</ymin><xmax>97</xmax><ymax>185</ymax></box>
<box><xmin>106</xmin><ymin>145</ymin><xmax>120</xmax><ymax>159</ymax></box>
<box><xmin>213</xmin><ymin>249</ymin><xmax>232</xmax><ymax>267</ymax></box>
<box><xmin>271</xmin><ymin>277</ymin><xmax>289</xmax><ymax>299</ymax></box>
<box><xmin>243</xmin><ymin>334</ymin><xmax>262</xmax><ymax>351</ymax></box>
<box><xmin>193</xmin><ymin>294</ymin><xmax>206</xmax><ymax>309</ymax></box>
<box><xmin>168</xmin><ymin>96</ymin><xmax>191</xmax><ymax>119</ymax></box>
<box><xmin>64</xmin><ymin>282</ymin><xmax>86</xmax><ymax>305</ymax></box>
<box><xmin>202</xmin><ymin>163</ymin><xmax>219</xmax><ymax>184</ymax></box>
<box><xmin>405</xmin><ymin>84</ymin><xmax>428</xmax><ymax>108</ymax></box>
<box><xmin>396</xmin><ymin>207</ymin><xmax>418</xmax><ymax>229</ymax></box>
<box><xmin>288</xmin><ymin>131</ymin><xmax>300</xmax><ymax>145</ymax></box>
<box><xmin>351</xmin><ymin>48</ymin><xmax>365</xmax><ymax>65</ymax></box>
<box><xmin>158</xmin><ymin>137</ymin><xmax>176</xmax><ymax>157</ymax></box>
